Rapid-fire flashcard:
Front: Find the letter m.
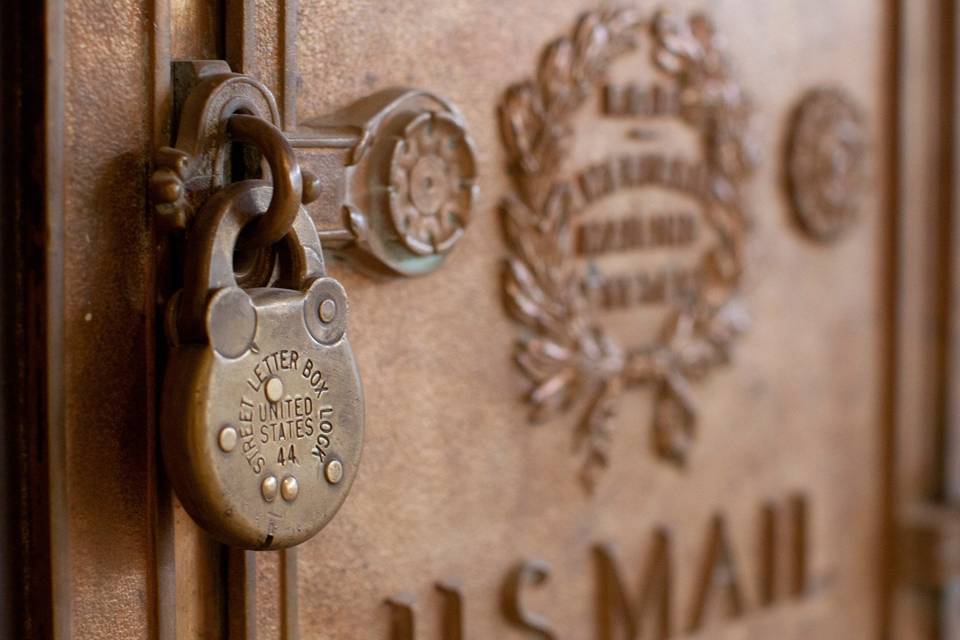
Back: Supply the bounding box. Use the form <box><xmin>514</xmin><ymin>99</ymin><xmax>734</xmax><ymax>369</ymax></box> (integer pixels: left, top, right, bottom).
<box><xmin>594</xmin><ymin>529</ymin><xmax>672</xmax><ymax>640</ymax></box>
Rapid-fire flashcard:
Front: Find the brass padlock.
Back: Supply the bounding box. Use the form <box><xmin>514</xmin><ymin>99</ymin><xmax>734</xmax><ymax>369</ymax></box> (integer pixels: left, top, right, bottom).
<box><xmin>161</xmin><ymin>181</ymin><xmax>364</xmax><ymax>549</ymax></box>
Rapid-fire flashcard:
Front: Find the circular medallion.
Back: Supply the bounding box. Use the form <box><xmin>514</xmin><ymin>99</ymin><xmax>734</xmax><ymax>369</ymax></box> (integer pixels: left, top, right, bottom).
<box><xmin>388</xmin><ymin>111</ymin><xmax>477</xmax><ymax>256</ymax></box>
<box><xmin>787</xmin><ymin>88</ymin><xmax>866</xmax><ymax>242</ymax></box>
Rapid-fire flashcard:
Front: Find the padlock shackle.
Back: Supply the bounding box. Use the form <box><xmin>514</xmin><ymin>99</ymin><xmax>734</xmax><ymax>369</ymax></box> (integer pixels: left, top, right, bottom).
<box><xmin>227</xmin><ymin>114</ymin><xmax>303</xmax><ymax>250</ymax></box>
<box><xmin>176</xmin><ymin>182</ymin><xmax>325</xmax><ymax>344</ymax></box>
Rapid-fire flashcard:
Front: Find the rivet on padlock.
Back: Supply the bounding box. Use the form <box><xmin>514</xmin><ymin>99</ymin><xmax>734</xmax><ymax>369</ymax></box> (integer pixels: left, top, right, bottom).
<box><xmin>161</xmin><ymin>180</ymin><xmax>364</xmax><ymax>550</ymax></box>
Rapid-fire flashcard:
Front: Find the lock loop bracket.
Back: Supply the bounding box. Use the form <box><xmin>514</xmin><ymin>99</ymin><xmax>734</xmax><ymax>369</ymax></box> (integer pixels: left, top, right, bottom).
<box><xmin>151</xmin><ymin>60</ymin><xmax>478</xmax><ymax>278</ymax></box>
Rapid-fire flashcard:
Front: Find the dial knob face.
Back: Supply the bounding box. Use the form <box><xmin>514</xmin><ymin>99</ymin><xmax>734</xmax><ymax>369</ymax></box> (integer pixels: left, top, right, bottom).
<box><xmin>388</xmin><ymin>111</ymin><xmax>478</xmax><ymax>257</ymax></box>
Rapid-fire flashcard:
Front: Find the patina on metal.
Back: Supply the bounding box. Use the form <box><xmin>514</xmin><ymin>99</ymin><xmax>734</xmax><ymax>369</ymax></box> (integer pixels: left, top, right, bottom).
<box><xmin>786</xmin><ymin>87</ymin><xmax>867</xmax><ymax>242</ymax></box>
<box><xmin>150</xmin><ymin>58</ymin><xmax>482</xmax><ymax>550</ymax></box>
<box><xmin>152</xmin><ymin>64</ymin><xmax>365</xmax><ymax>549</ymax></box>
<box><xmin>498</xmin><ymin>7</ymin><xmax>755</xmax><ymax>487</ymax></box>
<box><xmin>225</xmin><ymin>113</ymin><xmax>304</xmax><ymax>250</ymax></box>
<box><xmin>152</xmin><ymin>61</ymin><xmax>479</xmax><ymax>278</ymax></box>
<box><xmin>291</xmin><ymin>88</ymin><xmax>479</xmax><ymax>277</ymax></box>
<box><xmin>161</xmin><ymin>181</ymin><xmax>364</xmax><ymax>549</ymax></box>
<box><xmin>19</xmin><ymin>0</ymin><xmax>937</xmax><ymax>635</ymax></box>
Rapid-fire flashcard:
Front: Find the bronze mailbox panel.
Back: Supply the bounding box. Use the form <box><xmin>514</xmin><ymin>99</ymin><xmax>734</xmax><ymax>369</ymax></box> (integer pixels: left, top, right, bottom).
<box><xmin>282</xmin><ymin>3</ymin><xmax>884</xmax><ymax>638</ymax></box>
<box><xmin>8</xmin><ymin>0</ymin><xmax>959</xmax><ymax>638</ymax></box>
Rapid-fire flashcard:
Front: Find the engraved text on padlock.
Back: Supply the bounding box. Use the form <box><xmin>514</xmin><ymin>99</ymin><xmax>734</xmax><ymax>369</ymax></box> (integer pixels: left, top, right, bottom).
<box><xmin>161</xmin><ymin>183</ymin><xmax>364</xmax><ymax>549</ymax></box>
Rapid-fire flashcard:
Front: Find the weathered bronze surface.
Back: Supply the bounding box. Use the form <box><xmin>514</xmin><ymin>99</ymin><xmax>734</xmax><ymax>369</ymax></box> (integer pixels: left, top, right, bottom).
<box><xmin>161</xmin><ymin>182</ymin><xmax>364</xmax><ymax>549</ymax></box>
<box><xmin>152</xmin><ymin>55</ymin><xmax>486</xmax><ymax>551</ymax></box>
<box><xmin>499</xmin><ymin>7</ymin><xmax>754</xmax><ymax>486</ymax></box>
<box><xmin>153</xmin><ymin>61</ymin><xmax>478</xmax><ymax>278</ymax></box>
<box><xmin>294</xmin><ymin>88</ymin><xmax>478</xmax><ymax>276</ymax></box>
<box><xmin>786</xmin><ymin>87</ymin><xmax>867</xmax><ymax>242</ymax></box>
<box><xmin>17</xmin><ymin>0</ymin><xmax>960</xmax><ymax>637</ymax></box>
<box><xmin>284</xmin><ymin>2</ymin><xmax>886</xmax><ymax>637</ymax></box>
<box><xmin>155</xmin><ymin>69</ymin><xmax>365</xmax><ymax>549</ymax></box>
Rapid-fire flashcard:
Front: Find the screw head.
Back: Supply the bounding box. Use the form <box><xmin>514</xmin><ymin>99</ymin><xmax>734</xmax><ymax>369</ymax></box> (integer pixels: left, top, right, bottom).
<box><xmin>325</xmin><ymin>459</ymin><xmax>344</xmax><ymax>485</ymax></box>
<box><xmin>265</xmin><ymin>376</ymin><xmax>284</xmax><ymax>403</ymax></box>
<box><xmin>261</xmin><ymin>475</ymin><xmax>278</xmax><ymax>502</ymax></box>
<box><xmin>281</xmin><ymin>476</ymin><xmax>299</xmax><ymax>502</ymax></box>
<box><xmin>218</xmin><ymin>424</ymin><xmax>238</xmax><ymax>452</ymax></box>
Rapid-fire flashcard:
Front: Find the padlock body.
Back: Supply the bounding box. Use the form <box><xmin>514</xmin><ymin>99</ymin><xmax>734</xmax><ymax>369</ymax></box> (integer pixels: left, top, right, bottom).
<box><xmin>162</xmin><ymin>287</ymin><xmax>363</xmax><ymax>549</ymax></box>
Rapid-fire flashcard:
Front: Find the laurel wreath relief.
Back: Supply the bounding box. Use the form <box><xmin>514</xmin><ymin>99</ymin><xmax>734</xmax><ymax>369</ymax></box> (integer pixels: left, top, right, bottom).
<box><xmin>499</xmin><ymin>7</ymin><xmax>757</xmax><ymax>488</ymax></box>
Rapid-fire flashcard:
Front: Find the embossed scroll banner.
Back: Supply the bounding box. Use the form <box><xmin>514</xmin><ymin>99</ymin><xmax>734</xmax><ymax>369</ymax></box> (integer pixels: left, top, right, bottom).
<box><xmin>500</xmin><ymin>8</ymin><xmax>755</xmax><ymax>485</ymax></box>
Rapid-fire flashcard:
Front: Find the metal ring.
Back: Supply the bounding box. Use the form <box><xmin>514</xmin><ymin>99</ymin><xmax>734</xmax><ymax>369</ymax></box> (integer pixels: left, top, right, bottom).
<box><xmin>226</xmin><ymin>114</ymin><xmax>303</xmax><ymax>249</ymax></box>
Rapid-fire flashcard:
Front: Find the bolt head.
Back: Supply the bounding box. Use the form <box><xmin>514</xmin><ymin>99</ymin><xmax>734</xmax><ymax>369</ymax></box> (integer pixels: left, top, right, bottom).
<box><xmin>218</xmin><ymin>424</ymin><xmax>238</xmax><ymax>452</ymax></box>
<box><xmin>319</xmin><ymin>298</ymin><xmax>337</xmax><ymax>324</ymax></box>
<box><xmin>325</xmin><ymin>460</ymin><xmax>344</xmax><ymax>485</ymax></box>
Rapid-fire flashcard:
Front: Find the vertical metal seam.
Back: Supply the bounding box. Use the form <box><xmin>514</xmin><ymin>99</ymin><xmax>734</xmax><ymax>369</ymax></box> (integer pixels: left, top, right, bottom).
<box><xmin>44</xmin><ymin>0</ymin><xmax>69</xmax><ymax>637</ymax></box>
<box><xmin>935</xmin><ymin>0</ymin><xmax>956</xmax><ymax>503</ymax></box>
<box><xmin>226</xmin><ymin>0</ymin><xmax>257</xmax><ymax>76</ymax></box>
<box><xmin>280</xmin><ymin>548</ymin><xmax>299</xmax><ymax>640</ymax></box>
<box><xmin>228</xmin><ymin>548</ymin><xmax>257</xmax><ymax>639</ymax></box>
<box><xmin>939</xmin><ymin>0</ymin><xmax>960</xmax><ymax>635</ymax></box>
<box><xmin>148</xmin><ymin>0</ymin><xmax>174</xmax><ymax>638</ymax></box>
<box><xmin>280</xmin><ymin>0</ymin><xmax>298</xmax><ymax>131</ymax></box>
<box><xmin>880</xmin><ymin>0</ymin><xmax>904</xmax><ymax>636</ymax></box>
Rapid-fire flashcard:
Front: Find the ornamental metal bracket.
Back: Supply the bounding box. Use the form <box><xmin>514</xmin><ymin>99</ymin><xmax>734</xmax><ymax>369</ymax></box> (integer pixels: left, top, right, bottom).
<box><xmin>151</xmin><ymin>60</ymin><xmax>478</xmax><ymax>277</ymax></box>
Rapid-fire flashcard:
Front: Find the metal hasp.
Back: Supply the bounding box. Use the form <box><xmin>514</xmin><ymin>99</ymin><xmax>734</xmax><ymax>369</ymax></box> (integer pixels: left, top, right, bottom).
<box><xmin>294</xmin><ymin>87</ymin><xmax>478</xmax><ymax>276</ymax></box>
<box><xmin>151</xmin><ymin>60</ymin><xmax>372</xmax><ymax>550</ymax></box>
<box><xmin>153</xmin><ymin>60</ymin><xmax>478</xmax><ymax>277</ymax></box>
